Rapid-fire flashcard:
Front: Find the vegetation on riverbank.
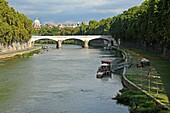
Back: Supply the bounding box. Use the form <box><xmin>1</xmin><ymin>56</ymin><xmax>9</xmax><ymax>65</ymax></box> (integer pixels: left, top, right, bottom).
<box><xmin>124</xmin><ymin>48</ymin><xmax>170</xmax><ymax>103</ymax></box>
<box><xmin>124</xmin><ymin>49</ymin><xmax>169</xmax><ymax>103</ymax></box>
<box><xmin>110</xmin><ymin>0</ymin><xmax>170</xmax><ymax>59</ymax></box>
<box><xmin>114</xmin><ymin>88</ymin><xmax>167</xmax><ymax>113</ymax></box>
<box><xmin>0</xmin><ymin>0</ymin><xmax>34</xmax><ymax>45</ymax></box>
<box><xmin>114</xmin><ymin>47</ymin><xmax>170</xmax><ymax>112</ymax></box>
<box><xmin>13</xmin><ymin>49</ymin><xmax>41</xmax><ymax>58</ymax></box>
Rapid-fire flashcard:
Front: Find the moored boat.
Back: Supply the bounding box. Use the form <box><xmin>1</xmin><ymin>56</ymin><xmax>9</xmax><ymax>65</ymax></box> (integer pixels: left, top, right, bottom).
<box><xmin>96</xmin><ymin>60</ymin><xmax>113</xmax><ymax>78</ymax></box>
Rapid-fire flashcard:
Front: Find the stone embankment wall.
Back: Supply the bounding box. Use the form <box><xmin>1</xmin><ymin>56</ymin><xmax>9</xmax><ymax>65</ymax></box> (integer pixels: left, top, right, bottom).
<box><xmin>0</xmin><ymin>42</ymin><xmax>33</xmax><ymax>52</ymax></box>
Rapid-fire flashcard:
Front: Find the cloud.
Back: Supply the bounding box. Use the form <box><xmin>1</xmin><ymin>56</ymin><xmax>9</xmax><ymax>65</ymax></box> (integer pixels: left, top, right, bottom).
<box><xmin>91</xmin><ymin>8</ymin><xmax>126</xmax><ymax>14</ymax></box>
<box><xmin>43</xmin><ymin>20</ymin><xmax>55</xmax><ymax>25</ymax></box>
<box><xmin>7</xmin><ymin>0</ymin><xmax>145</xmax><ymax>23</ymax></box>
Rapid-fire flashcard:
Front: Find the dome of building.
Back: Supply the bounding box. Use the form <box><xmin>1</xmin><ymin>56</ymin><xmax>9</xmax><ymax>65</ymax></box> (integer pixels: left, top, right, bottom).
<box><xmin>33</xmin><ymin>17</ymin><xmax>41</xmax><ymax>28</ymax></box>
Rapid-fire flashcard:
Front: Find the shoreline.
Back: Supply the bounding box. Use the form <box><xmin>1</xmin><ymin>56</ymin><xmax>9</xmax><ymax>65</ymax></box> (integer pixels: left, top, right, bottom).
<box><xmin>0</xmin><ymin>46</ymin><xmax>42</xmax><ymax>59</ymax></box>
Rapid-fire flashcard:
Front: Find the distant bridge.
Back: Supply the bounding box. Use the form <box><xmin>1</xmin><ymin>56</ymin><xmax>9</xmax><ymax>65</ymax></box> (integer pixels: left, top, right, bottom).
<box><xmin>29</xmin><ymin>35</ymin><xmax>118</xmax><ymax>48</ymax></box>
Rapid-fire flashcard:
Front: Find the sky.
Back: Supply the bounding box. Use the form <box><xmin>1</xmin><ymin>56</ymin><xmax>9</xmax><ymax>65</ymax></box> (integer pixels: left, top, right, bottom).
<box><xmin>7</xmin><ymin>0</ymin><xmax>145</xmax><ymax>24</ymax></box>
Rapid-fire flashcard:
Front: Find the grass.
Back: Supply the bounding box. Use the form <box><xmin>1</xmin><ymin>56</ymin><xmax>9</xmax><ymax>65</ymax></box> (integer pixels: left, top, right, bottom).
<box><xmin>123</xmin><ymin>48</ymin><xmax>170</xmax><ymax>106</ymax></box>
<box><xmin>115</xmin><ymin>88</ymin><xmax>166</xmax><ymax>113</ymax></box>
<box><xmin>13</xmin><ymin>49</ymin><xmax>40</xmax><ymax>58</ymax></box>
<box><xmin>162</xmin><ymin>111</ymin><xmax>170</xmax><ymax>113</ymax></box>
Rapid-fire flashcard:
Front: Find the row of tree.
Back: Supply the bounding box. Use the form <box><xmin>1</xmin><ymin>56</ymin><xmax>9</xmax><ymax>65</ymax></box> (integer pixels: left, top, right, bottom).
<box><xmin>35</xmin><ymin>18</ymin><xmax>112</xmax><ymax>36</ymax></box>
<box><xmin>35</xmin><ymin>26</ymin><xmax>80</xmax><ymax>36</ymax></box>
<box><xmin>0</xmin><ymin>0</ymin><xmax>34</xmax><ymax>45</ymax></box>
<box><xmin>79</xmin><ymin>18</ymin><xmax>112</xmax><ymax>35</ymax></box>
<box><xmin>109</xmin><ymin>0</ymin><xmax>170</xmax><ymax>57</ymax></box>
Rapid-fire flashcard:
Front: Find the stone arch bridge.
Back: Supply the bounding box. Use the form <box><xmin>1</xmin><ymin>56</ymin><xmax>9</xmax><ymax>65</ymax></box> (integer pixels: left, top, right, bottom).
<box><xmin>29</xmin><ymin>35</ymin><xmax>117</xmax><ymax>48</ymax></box>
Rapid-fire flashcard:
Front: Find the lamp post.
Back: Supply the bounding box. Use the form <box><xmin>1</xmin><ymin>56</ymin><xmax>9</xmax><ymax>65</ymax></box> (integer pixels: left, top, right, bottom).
<box><xmin>148</xmin><ymin>71</ymin><xmax>151</xmax><ymax>92</ymax></box>
<box><xmin>140</xmin><ymin>67</ymin><xmax>143</xmax><ymax>87</ymax></box>
<box><xmin>118</xmin><ymin>38</ymin><xmax>120</xmax><ymax>49</ymax></box>
<box><xmin>156</xmin><ymin>72</ymin><xmax>160</xmax><ymax>95</ymax></box>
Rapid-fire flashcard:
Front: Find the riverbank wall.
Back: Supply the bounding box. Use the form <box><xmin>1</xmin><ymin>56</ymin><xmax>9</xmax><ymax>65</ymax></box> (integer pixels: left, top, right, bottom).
<box><xmin>116</xmin><ymin>48</ymin><xmax>170</xmax><ymax>110</ymax></box>
<box><xmin>0</xmin><ymin>41</ymin><xmax>39</xmax><ymax>59</ymax></box>
<box><xmin>0</xmin><ymin>42</ymin><xmax>33</xmax><ymax>52</ymax></box>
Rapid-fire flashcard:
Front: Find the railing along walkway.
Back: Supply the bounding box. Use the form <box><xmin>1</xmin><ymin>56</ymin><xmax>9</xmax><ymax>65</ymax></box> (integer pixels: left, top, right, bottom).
<box><xmin>112</xmin><ymin>53</ymin><xmax>131</xmax><ymax>72</ymax></box>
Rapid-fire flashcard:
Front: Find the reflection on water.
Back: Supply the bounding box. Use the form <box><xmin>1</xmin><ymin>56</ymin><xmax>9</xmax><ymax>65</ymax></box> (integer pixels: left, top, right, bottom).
<box><xmin>0</xmin><ymin>45</ymin><xmax>129</xmax><ymax>113</ymax></box>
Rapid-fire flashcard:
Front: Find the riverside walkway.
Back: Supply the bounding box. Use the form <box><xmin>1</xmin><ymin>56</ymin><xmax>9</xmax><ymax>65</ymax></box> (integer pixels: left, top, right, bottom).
<box><xmin>0</xmin><ymin>47</ymin><xmax>41</xmax><ymax>59</ymax></box>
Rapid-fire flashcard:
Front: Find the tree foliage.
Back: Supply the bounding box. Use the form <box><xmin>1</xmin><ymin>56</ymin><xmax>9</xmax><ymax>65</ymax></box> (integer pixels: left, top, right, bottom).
<box><xmin>110</xmin><ymin>0</ymin><xmax>170</xmax><ymax>56</ymax></box>
<box><xmin>36</xmin><ymin>26</ymin><xmax>80</xmax><ymax>36</ymax></box>
<box><xmin>36</xmin><ymin>18</ymin><xmax>112</xmax><ymax>36</ymax></box>
<box><xmin>0</xmin><ymin>0</ymin><xmax>34</xmax><ymax>45</ymax></box>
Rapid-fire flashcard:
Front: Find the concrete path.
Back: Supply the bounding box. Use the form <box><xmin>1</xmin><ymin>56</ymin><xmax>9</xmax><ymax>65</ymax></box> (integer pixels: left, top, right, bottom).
<box><xmin>0</xmin><ymin>47</ymin><xmax>41</xmax><ymax>59</ymax></box>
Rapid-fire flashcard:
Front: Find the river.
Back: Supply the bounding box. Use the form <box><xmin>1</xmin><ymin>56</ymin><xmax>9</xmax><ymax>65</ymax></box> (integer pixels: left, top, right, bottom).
<box><xmin>0</xmin><ymin>45</ymin><xmax>129</xmax><ymax>113</ymax></box>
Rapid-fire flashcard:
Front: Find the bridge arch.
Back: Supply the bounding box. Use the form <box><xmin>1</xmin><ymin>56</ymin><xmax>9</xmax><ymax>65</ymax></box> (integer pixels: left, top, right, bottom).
<box><xmin>88</xmin><ymin>38</ymin><xmax>110</xmax><ymax>47</ymax></box>
<box><xmin>88</xmin><ymin>37</ymin><xmax>110</xmax><ymax>42</ymax></box>
<box><xmin>30</xmin><ymin>36</ymin><xmax>59</xmax><ymax>42</ymax></box>
<box><xmin>34</xmin><ymin>38</ymin><xmax>57</xmax><ymax>44</ymax></box>
<box><xmin>62</xmin><ymin>38</ymin><xmax>85</xmax><ymax>47</ymax></box>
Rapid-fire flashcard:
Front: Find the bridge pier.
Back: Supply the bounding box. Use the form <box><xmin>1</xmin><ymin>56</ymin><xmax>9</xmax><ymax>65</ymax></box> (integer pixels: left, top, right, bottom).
<box><xmin>56</xmin><ymin>40</ymin><xmax>62</xmax><ymax>48</ymax></box>
<box><xmin>28</xmin><ymin>41</ymin><xmax>34</xmax><ymax>47</ymax></box>
<box><xmin>83</xmin><ymin>40</ymin><xmax>89</xmax><ymax>48</ymax></box>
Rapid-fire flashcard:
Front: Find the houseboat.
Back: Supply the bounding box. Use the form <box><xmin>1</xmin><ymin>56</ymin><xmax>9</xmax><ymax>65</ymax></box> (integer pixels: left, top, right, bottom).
<box><xmin>96</xmin><ymin>60</ymin><xmax>113</xmax><ymax>78</ymax></box>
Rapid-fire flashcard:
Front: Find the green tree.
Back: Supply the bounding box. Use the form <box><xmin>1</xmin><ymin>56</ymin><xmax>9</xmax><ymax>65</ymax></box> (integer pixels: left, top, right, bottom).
<box><xmin>0</xmin><ymin>0</ymin><xmax>34</xmax><ymax>45</ymax></box>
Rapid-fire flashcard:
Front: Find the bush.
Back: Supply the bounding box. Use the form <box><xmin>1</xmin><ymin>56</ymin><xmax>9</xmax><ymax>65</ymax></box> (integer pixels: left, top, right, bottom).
<box><xmin>115</xmin><ymin>88</ymin><xmax>164</xmax><ymax>113</ymax></box>
<box><xmin>130</xmin><ymin>105</ymin><xmax>163</xmax><ymax>113</ymax></box>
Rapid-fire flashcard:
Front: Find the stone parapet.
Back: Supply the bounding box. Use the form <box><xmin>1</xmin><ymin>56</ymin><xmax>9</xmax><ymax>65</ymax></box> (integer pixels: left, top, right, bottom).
<box><xmin>0</xmin><ymin>42</ymin><xmax>32</xmax><ymax>52</ymax></box>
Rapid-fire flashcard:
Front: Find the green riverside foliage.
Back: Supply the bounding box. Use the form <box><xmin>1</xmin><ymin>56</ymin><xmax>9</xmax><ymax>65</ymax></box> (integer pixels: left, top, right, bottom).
<box><xmin>115</xmin><ymin>88</ymin><xmax>166</xmax><ymax>113</ymax></box>
<box><xmin>35</xmin><ymin>26</ymin><xmax>81</xmax><ymax>36</ymax></box>
<box><xmin>13</xmin><ymin>50</ymin><xmax>40</xmax><ymax>58</ymax></box>
<box><xmin>36</xmin><ymin>18</ymin><xmax>112</xmax><ymax>36</ymax></box>
<box><xmin>110</xmin><ymin>0</ymin><xmax>170</xmax><ymax>58</ymax></box>
<box><xmin>0</xmin><ymin>0</ymin><xmax>34</xmax><ymax>45</ymax></box>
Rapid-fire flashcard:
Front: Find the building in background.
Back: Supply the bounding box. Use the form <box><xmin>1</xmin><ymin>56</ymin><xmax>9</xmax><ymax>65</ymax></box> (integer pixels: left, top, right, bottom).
<box><xmin>33</xmin><ymin>17</ymin><xmax>41</xmax><ymax>29</ymax></box>
<box><xmin>57</xmin><ymin>21</ymin><xmax>87</xmax><ymax>29</ymax></box>
<box><xmin>33</xmin><ymin>17</ymin><xmax>88</xmax><ymax>29</ymax></box>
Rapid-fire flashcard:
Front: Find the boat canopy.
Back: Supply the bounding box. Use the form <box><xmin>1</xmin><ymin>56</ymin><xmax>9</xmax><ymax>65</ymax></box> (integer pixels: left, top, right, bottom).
<box><xmin>141</xmin><ymin>58</ymin><xmax>149</xmax><ymax>62</ymax></box>
<box><xmin>101</xmin><ymin>63</ymin><xmax>109</xmax><ymax>67</ymax></box>
<box><xmin>101</xmin><ymin>60</ymin><xmax>112</xmax><ymax>64</ymax></box>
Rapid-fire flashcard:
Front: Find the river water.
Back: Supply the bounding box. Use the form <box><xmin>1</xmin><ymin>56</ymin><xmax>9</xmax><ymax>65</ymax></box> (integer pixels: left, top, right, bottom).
<box><xmin>0</xmin><ymin>45</ymin><xmax>129</xmax><ymax>113</ymax></box>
